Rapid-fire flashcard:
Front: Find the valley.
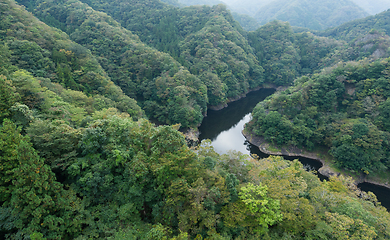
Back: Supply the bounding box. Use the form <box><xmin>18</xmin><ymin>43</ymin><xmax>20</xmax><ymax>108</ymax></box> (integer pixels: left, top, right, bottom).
<box><xmin>1</xmin><ymin>0</ymin><xmax>390</xmax><ymax>239</ymax></box>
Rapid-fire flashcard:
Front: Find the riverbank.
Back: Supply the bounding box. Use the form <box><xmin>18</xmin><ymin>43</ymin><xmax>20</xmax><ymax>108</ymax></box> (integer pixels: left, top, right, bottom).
<box><xmin>190</xmin><ymin>85</ymin><xmax>280</xmax><ymax>142</ymax></box>
<box><xmin>242</xmin><ymin>129</ymin><xmax>390</xmax><ymax>191</ymax></box>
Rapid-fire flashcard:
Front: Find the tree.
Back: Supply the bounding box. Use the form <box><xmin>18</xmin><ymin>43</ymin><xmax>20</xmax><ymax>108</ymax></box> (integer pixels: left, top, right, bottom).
<box><xmin>0</xmin><ymin>76</ymin><xmax>19</xmax><ymax>123</ymax></box>
<box><xmin>10</xmin><ymin>140</ymin><xmax>82</xmax><ymax>239</ymax></box>
<box><xmin>325</xmin><ymin>212</ymin><xmax>377</xmax><ymax>240</ymax></box>
<box><xmin>0</xmin><ymin>119</ymin><xmax>25</xmax><ymax>204</ymax></box>
<box><xmin>221</xmin><ymin>182</ymin><xmax>282</xmax><ymax>234</ymax></box>
<box><xmin>376</xmin><ymin>99</ymin><xmax>390</xmax><ymax>132</ymax></box>
<box><xmin>27</xmin><ymin>119</ymin><xmax>82</xmax><ymax>170</ymax></box>
<box><xmin>239</xmin><ymin>183</ymin><xmax>282</xmax><ymax>230</ymax></box>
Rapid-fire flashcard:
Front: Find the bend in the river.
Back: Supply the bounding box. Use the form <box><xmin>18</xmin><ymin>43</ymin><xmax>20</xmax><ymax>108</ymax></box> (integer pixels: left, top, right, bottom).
<box><xmin>198</xmin><ymin>88</ymin><xmax>390</xmax><ymax>210</ymax></box>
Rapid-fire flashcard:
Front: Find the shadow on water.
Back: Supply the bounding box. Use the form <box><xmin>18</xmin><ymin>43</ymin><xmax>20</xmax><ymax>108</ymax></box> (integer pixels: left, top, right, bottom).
<box><xmin>358</xmin><ymin>182</ymin><xmax>390</xmax><ymax>210</ymax></box>
<box><xmin>199</xmin><ymin>88</ymin><xmax>276</xmax><ymax>141</ymax></box>
<box><xmin>199</xmin><ymin>88</ymin><xmax>326</xmax><ymax>178</ymax></box>
<box><xmin>245</xmin><ymin>140</ymin><xmax>328</xmax><ymax>181</ymax></box>
<box><xmin>199</xmin><ymin>88</ymin><xmax>390</xmax><ymax>210</ymax></box>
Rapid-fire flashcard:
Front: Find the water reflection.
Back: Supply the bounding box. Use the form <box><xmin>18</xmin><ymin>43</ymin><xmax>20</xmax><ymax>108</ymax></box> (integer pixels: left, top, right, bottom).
<box><xmin>199</xmin><ymin>88</ymin><xmax>275</xmax><ymax>150</ymax></box>
<box><xmin>201</xmin><ymin>114</ymin><xmax>251</xmax><ymax>154</ymax></box>
<box><xmin>199</xmin><ymin>88</ymin><xmax>389</xmax><ymax>210</ymax></box>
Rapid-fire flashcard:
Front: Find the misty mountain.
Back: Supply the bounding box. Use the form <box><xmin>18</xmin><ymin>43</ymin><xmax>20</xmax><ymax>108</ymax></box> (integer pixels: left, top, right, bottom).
<box><xmin>321</xmin><ymin>9</ymin><xmax>390</xmax><ymax>41</ymax></box>
<box><xmin>224</xmin><ymin>0</ymin><xmax>274</xmax><ymax>16</ymax></box>
<box><xmin>254</xmin><ymin>0</ymin><xmax>369</xmax><ymax>30</ymax></box>
<box><xmin>351</xmin><ymin>0</ymin><xmax>390</xmax><ymax>15</ymax></box>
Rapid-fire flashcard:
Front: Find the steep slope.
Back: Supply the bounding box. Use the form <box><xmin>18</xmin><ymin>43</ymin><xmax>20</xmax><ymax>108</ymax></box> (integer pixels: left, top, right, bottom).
<box><xmin>255</xmin><ymin>0</ymin><xmax>369</xmax><ymax>31</ymax></box>
<box><xmin>160</xmin><ymin>0</ymin><xmax>183</xmax><ymax>7</ymax></box>
<box><xmin>15</xmin><ymin>0</ymin><xmax>390</xmax><ymax>111</ymax></box>
<box><xmin>16</xmin><ymin>0</ymin><xmax>208</xmax><ymax>128</ymax></box>
<box><xmin>74</xmin><ymin>0</ymin><xmax>390</xmax><ymax>97</ymax></box>
<box><xmin>177</xmin><ymin>8</ymin><xmax>263</xmax><ymax>102</ymax></box>
<box><xmin>248</xmin><ymin>20</ymin><xmax>390</xmax><ymax>85</ymax></box>
<box><xmin>321</xmin><ymin>9</ymin><xmax>390</xmax><ymax>42</ymax></box>
<box><xmin>162</xmin><ymin>0</ymin><xmax>261</xmax><ymax>31</ymax></box>
<box><xmin>72</xmin><ymin>0</ymin><xmax>265</xmax><ymax>106</ymax></box>
<box><xmin>245</xmin><ymin>58</ymin><xmax>390</xmax><ymax>178</ymax></box>
<box><xmin>230</xmin><ymin>12</ymin><xmax>260</xmax><ymax>31</ymax></box>
<box><xmin>2</xmin><ymin>1</ymin><xmax>390</xmax><ymax>239</ymax></box>
<box><xmin>0</xmin><ymin>0</ymin><xmax>143</xmax><ymax>119</ymax></box>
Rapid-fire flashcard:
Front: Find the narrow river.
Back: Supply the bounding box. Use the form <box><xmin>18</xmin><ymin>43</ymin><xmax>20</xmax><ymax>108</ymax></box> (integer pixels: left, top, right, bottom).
<box><xmin>198</xmin><ymin>88</ymin><xmax>390</xmax><ymax>210</ymax></box>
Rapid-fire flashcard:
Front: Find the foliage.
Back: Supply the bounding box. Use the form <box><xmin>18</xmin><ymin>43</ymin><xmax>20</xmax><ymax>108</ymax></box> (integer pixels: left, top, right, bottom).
<box><xmin>0</xmin><ymin>76</ymin><xmax>19</xmax><ymax>122</ymax></box>
<box><xmin>2</xmin><ymin>0</ymin><xmax>390</xmax><ymax>239</ymax></box>
<box><xmin>321</xmin><ymin>8</ymin><xmax>390</xmax><ymax>41</ymax></box>
<box><xmin>14</xmin><ymin>0</ymin><xmax>207</xmax><ymax>127</ymax></box>
<box><xmin>231</xmin><ymin>12</ymin><xmax>260</xmax><ymax>32</ymax></box>
<box><xmin>2</xmin><ymin>113</ymin><xmax>390</xmax><ymax>239</ymax></box>
<box><xmin>64</xmin><ymin>0</ymin><xmax>266</xmax><ymax>104</ymax></box>
<box><xmin>247</xmin><ymin>58</ymin><xmax>390</xmax><ymax>174</ymax></box>
<box><xmin>238</xmin><ymin>183</ymin><xmax>282</xmax><ymax>232</ymax></box>
<box><xmin>0</xmin><ymin>119</ymin><xmax>26</xmax><ymax>204</ymax></box>
<box><xmin>0</xmin><ymin>120</ymin><xmax>82</xmax><ymax>239</ymax></box>
<box><xmin>0</xmin><ymin>0</ymin><xmax>143</xmax><ymax>119</ymax></box>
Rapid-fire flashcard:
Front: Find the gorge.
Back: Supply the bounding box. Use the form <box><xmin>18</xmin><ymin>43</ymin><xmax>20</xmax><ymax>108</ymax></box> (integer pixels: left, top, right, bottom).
<box><xmin>199</xmin><ymin>88</ymin><xmax>390</xmax><ymax>210</ymax></box>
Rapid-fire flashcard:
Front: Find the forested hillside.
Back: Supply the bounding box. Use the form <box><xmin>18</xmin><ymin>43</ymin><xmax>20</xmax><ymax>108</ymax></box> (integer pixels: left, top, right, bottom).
<box><xmin>2</xmin><ymin>0</ymin><xmax>390</xmax><ymax>239</ymax></box>
<box><xmin>246</xmin><ymin>58</ymin><xmax>390</xmax><ymax>179</ymax></box>
<box><xmin>230</xmin><ymin>12</ymin><xmax>260</xmax><ymax>31</ymax></box>
<box><xmin>71</xmin><ymin>0</ymin><xmax>267</xmax><ymax>104</ymax></box>
<box><xmin>321</xmin><ymin>9</ymin><xmax>390</xmax><ymax>42</ymax></box>
<box><xmin>0</xmin><ymin>0</ymin><xmax>143</xmax><ymax>119</ymax></box>
<box><xmin>14</xmin><ymin>0</ymin><xmax>210</xmax><ymax>128</ymax></box>
<box><xmin>161</xmin><ymin>0</ymin><xmax>260</xmax><ymax>31</ymax></box>
<box><xmin>248</xmin><ymin>20</ymin><xmax>390</xmax><ymax>85</ymax></box>
<box><xmin>254</xmin><ymin>0</ymin><xmax>369</xmax><ymax>31</ymax></box>
<box><xmin>24</xmin><ymin>0</ymin><xmax>389</xmax><ymax>104</ymax></box>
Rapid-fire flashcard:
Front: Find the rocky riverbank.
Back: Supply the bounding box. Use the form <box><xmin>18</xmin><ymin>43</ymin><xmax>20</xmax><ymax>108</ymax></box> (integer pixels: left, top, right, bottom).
<box><xmin>242</xmin><ymin>129</ymin><xmax>390</xmax><ymax>190</ymax></box>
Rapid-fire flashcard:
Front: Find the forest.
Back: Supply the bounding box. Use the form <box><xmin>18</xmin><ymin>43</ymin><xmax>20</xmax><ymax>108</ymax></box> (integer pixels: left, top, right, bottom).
<box><xmin>246</xmin><ymin>59</ymin><xmax>390</xmax><ymax>174</ymax></box>
<box><xmin>1</xmin><ymin>0</ymin><xmax>390</xmax><ymax>239</ymax></box>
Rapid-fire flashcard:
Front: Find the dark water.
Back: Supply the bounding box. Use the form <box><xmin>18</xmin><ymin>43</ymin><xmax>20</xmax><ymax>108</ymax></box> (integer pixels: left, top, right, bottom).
<box><xmin>358</xmin><ymin>182</ymin><xmax>390</xmax><ymax>209</ymax></box>
<box><xmin>199</xmin><ymin>88</ymin><xmax>390</xmax><ymax>210</ymax></box>
<box><xmin>199</xmin><ymin>88</ymin><xmax>324</xmax><ymax>174</ymax></box>
<box><xmin>199</xmin><ymin>89</ymin><xmax>275</xmax><ymax>154</ymax></box>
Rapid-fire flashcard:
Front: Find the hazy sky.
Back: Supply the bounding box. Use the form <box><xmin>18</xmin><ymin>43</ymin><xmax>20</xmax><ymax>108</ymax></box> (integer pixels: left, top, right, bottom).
<box><xmin>219</xmin><ymin>0</ymin><xmax>234</xmax><ymax>4</ymax></box>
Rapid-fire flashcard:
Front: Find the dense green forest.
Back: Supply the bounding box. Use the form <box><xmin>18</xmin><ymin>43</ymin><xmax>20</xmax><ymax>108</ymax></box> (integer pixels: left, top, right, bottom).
<box><xmin>246</xmin><ymin>58</ymin><xmax>390</xmax><ymax>174</ymax></box>
<box><xmin>245</xmin><ymin>4</ymin><xmax>390</xmax><ymax>181</ymax></box>
<box><xmin>21</xmin><ymin>0</ymin><xmax>390</xmax><ymax>105</ymax></box>
<box><xmin>2</xmin><ymin>0</ymin><xmax>390</xmax><ymax>239</ymax></box>
<box><xmin>161</xmin><ymin>0</ymin><xmax>260</xmax><ymax>31</ymax></box>
<box><xmin>69</xmin><ymin>0</ymin><xmax>266</xmax><ymax>104</ymax></box>
<box><xmin>13</xmin><ymin>0</ymin><xmax>209</xmax><ymax>128</ymax></box>
<box><xmin>320</xmin><ymin>9</ymin><xmax>390</xmax><ymax>42</ymax></box>
<box><xmin>0</xmin><ymin>0</ymin><xmax>144</xmax><ymax>119</ymax></box>
<box><xmin>176</xmin><ymin>0</ymin><xmax>224</xmax><ymax>6</ymax></box>
<box><xmin>230</xmin><ymin>12</ymin><xmax>260</xmax><ymax>31</ymax></box>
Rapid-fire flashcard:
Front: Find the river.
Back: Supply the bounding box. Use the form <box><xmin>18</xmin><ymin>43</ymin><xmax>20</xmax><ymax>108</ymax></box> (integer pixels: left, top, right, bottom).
<box><xmin>198</xmin><ymin>88</ymin><xmax>390</xmax><ymax>210</ymax></box>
